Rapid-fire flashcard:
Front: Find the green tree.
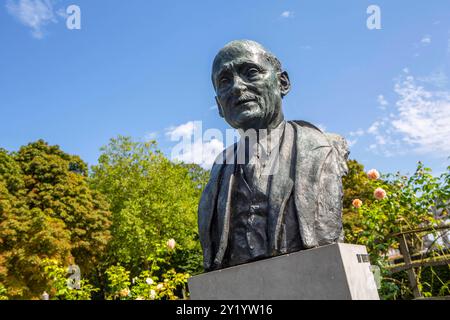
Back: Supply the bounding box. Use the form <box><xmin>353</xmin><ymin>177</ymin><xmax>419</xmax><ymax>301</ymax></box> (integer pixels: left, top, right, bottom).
<box><xmin>356</xmin><ymin>162</ymin><xmax>449</xmax><ymax>260</ymax></box>
<box><xmin>14</xmin><ymin>140</ymin><xmax>112</xmax><ymax>272</ymax></box>
<box><xmin>90</xmin><ymin>136</ymin><xmax>205</xmax><ymax>277</ymax></box>
<box><xmin>342</xmin><ymin>159</ymin><xmax>396</xmax><ymax>243</ymax></box>
<box><xmin>0</xmin><ymin>142</ymin><xmax>111</xmax><ymax>299</ymax></box>
<box><xmin>0</xmin><ymin>148</ymin><xmax>64</xmax><ymax>298</ymax></box>
<box><xmin>354</xmin><ymin>162</ymin><xmax>450</xmax><ymax>299</ymax></box>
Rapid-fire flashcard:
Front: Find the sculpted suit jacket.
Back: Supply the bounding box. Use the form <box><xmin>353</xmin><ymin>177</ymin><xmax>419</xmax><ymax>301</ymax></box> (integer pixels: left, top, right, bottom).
<box><xmin>198</xmin><ymin>120</ymin><xmax>349</xmax><ymax>271</ymax></box>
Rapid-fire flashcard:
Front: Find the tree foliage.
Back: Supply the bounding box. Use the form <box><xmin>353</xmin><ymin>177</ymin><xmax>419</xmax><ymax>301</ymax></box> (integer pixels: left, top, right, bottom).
<box><xmin>355</xmin><ymin>162</ymin><xmax>449</xmax><ymax>260</ymax></box>
<box><xmin>4</xmin><ymin>137</ymin><xmax>446</xmax><ymax>300</ymax></box>
<box><xmin>90</xmin><ymin>136</ymin><xmax>205</xmax><ymax>277</ymax></box>
<box><xmin>104</xmin><ymin>241</ymin><xmax>190</xmax><ymax>300</ymax></box>
<box><xmin>342</xmin><ymin>159</ymin><xmax>395</xmax><ymax>243</ymax></box>
<box><xmin>351</xmin><ymin>162</ymin><xmax>450</xmax><ymax>299</ymax></box>
<box><xmin>0</xmin><ymin>141</ymin><xmax>111</xmax><ymax>299</ymax></box>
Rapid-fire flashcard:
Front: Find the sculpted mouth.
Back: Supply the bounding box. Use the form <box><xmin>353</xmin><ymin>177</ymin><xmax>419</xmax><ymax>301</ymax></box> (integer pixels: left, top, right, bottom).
<box><xmin>235</xmin><ymin>98</ymin><xmax>256</xmax><ymax>106</ymax></box>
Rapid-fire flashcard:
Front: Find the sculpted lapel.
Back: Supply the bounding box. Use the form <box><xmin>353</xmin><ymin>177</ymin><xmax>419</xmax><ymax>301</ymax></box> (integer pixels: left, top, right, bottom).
<box><xmin>292</xmin><ymin>121</ymin><xmax>333</xmax><ymax>248</ymax></box>
<box><xmin>213</xmin><ymin>164</ymin><xmax>235</xmax><ymax>267</ymax></box>
<box><xmin>197</xmin><ymin>161</ymin><xmax>223</xmax><ymax>270</ymax></box>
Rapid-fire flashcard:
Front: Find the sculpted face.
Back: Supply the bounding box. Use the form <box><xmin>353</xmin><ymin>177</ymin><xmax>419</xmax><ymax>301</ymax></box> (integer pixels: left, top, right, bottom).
<box><xmin>212</xmin><ymin>41</ymin><xmax>290</xmax><ymax>131</ymax></box>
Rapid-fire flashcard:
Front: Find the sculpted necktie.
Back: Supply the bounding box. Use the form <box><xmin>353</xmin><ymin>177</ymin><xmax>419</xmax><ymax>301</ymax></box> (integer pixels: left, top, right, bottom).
<box><xmin>242</xmin><ymin>142</ymin><xmax>264</xmax><ymax>191</ymax></box>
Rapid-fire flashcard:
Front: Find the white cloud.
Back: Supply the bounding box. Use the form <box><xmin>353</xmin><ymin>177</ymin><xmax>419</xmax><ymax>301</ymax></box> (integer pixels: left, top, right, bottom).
<box><xmin>166</xmin><ymin>121</ymin><xmax>224</xmax><ymax>169</ymax></box>
<box><xmin>367</xmin><ymin>70</ymin><xmax>450</xmax><ymax>156</ymax></box>
<box><xmin>165</xmin><ymin>121</ymin><xmax>197</xmax><ymax>141</ymax></box>
<box><xmin>56</xmin><ymin>7</ymin><xmax>68</xmax><ymax>19</ymax></box>
<box><xmin>345</xmin><ymin>129</ymin><xmax>365</xmax><ymax>148</ymax></box>
<box><xmin>367</xmin><ymin>120</ymin><xmax>382</xmax><ymax>135</ymax></box>
<box><xmin>347</xmin><ymin>139</ymin><xmax>358</xmax><ymax>147</ymax></box>
<box><xmin>171</xmin><ymin>137</ymin><xmax>224</xmax><ymax>169</ymax></box>
<box><xmin>421</xmin><ymin>35</ymin><xmax>432</xmax><ymax>45</ymax></box>
<box><xmin>417</xmin><ymin>70</ymin><xmax>448</xmax><ymax>88</ymax></box>
<box><xmin>349</xmin><ymin>129</ymin><xmax>365</xmax><ymax>137</ymax></box>
<box><xmin>144</xmin><ymin>131</ymin><xmax>159</xmax><ymax>141</ymax></box>
<box><xmin>392</xmin><ymin>74</ymin><xmax>450</xmax><ymax>154</ymax></box>
<box><xmin>377</xmin><ymin>94</ymin><xmax>389</xmax><ymax>110</ymax></box>
<box><xmin>6</xmin><ymin>0</ymin><xmax>58</xmax><ymax>39</ymax></box>
<box><xmin>323</xmin><ymin>122</ymin><xmax>361</xmax><ymax>146</ymax></box>
<box><xmin>377</xmin><ymin>94</ymin><xmax>389</xmax><ymax>107</ymax></box>
<box><xmin>281</xmin><ymin>11</ymin><xmax>294</xmax><ymax>18</ymax></box>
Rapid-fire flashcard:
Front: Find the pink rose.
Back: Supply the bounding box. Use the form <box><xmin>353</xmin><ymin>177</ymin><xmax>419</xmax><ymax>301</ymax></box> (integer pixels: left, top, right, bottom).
<box><xmin>374</xmin><ymin>187</ymin><xmax>386</xmax><ymax>200</ymax></box>
<box><xmin>167</xmin><ymin>238</ymin><xmax>176</xmax><ymax>250</ymax></box>
<box><xmin>119</xmin><ymin>288</ymin><xmax>130</xmax><ymax>297</ymax></box>
<box><xmin>352</xmin><ymin>199</ymin><xmax>363</xmax><ymax>208</ymax></box>
<box><xmin>367</xmin><ymin>169</ymin><xmax>380</xmax><ymax>180</ymax></box>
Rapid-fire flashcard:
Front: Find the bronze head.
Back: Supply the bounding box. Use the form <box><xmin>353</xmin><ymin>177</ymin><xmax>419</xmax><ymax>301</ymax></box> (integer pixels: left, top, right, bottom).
<box><xmin>212</xmin><ymin>40</ymin><xmax>291</xmax><ymax>131</ymax></box>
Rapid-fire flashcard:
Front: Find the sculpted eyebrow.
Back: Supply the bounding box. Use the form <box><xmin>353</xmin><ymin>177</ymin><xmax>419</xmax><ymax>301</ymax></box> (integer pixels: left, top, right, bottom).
<box><xmin>237</xmin><ymin>61</ymin><xmax>263</xmax><ymax>71</ymax></box>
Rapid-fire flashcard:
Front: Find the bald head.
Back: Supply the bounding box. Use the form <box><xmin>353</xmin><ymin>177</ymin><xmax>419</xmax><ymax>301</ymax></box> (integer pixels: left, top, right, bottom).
<box><xmin>212</xmin><ymin>40</ymin><xmax>282</xmax><ymax>87</ymax></box>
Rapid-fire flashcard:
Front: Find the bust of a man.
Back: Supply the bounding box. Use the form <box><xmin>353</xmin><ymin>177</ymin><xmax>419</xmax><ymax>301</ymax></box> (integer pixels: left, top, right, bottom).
<box><xmin>198</xmin><ymin>40</ymin><xmax>349</xmax><ymax>271</ymax></box>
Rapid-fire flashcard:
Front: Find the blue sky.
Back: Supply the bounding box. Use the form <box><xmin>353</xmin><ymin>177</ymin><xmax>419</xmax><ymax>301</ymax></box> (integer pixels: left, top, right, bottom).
<box><xmin>1</xmin><ymin>0</ymin><xmax>449</xmax><ymax>176</ymax></box>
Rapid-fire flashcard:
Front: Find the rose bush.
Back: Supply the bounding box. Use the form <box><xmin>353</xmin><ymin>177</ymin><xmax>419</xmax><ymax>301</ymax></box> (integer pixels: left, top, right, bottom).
<box><xmin>105</xmin><ymin>240</ymin><xmax>190</xmax><ymax>300</ymax></box>
<box><xmin>351</xmin><ymin>162</ymin><xmax>450</xmax><ymax>299</ymax></box>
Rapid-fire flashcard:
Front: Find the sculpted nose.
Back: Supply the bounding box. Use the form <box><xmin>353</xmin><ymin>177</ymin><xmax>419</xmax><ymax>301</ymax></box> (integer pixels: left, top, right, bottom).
<box><xmin>231</xmin><ymin>76</ymin><xmax>246</xmax><ymax>96</ymax></box>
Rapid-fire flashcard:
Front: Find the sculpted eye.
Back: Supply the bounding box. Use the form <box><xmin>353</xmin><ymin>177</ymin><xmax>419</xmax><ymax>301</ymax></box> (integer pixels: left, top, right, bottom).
<box><xmin>246</xmin><ymin>67</ymin><xmax>260</xmax><ymax>78</ymax></box>
<box><xmin>218</xmin><ymin>77</ymin><xmax>230</xmax><ymax>87</ymax></box>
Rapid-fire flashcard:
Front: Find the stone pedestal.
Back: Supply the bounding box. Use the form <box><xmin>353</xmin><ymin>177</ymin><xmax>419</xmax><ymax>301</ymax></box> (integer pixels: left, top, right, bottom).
<box><xmin>188</xmin><ymin>243</ymin><xmax>379</xmax><ymax>300</ymax></box>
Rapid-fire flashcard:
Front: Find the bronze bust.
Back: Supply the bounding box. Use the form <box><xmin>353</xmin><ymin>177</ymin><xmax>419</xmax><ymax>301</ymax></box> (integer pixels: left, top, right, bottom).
<box><xmin>198</xmin><ymin>40</ymin><xmax>349</xmax><ymax>271</ymax></box>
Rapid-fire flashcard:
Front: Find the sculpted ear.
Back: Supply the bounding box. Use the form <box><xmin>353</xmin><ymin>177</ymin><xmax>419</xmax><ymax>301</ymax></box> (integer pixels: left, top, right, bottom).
<box><xmin>215</xmin><ymin>96</ymin><xmax>224</xmax><ymax>118</ymax></box>
<box><xmin>279</xmin><ymin>71</ymin><xmax>291</xmax><ymax>98</ymax></box>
